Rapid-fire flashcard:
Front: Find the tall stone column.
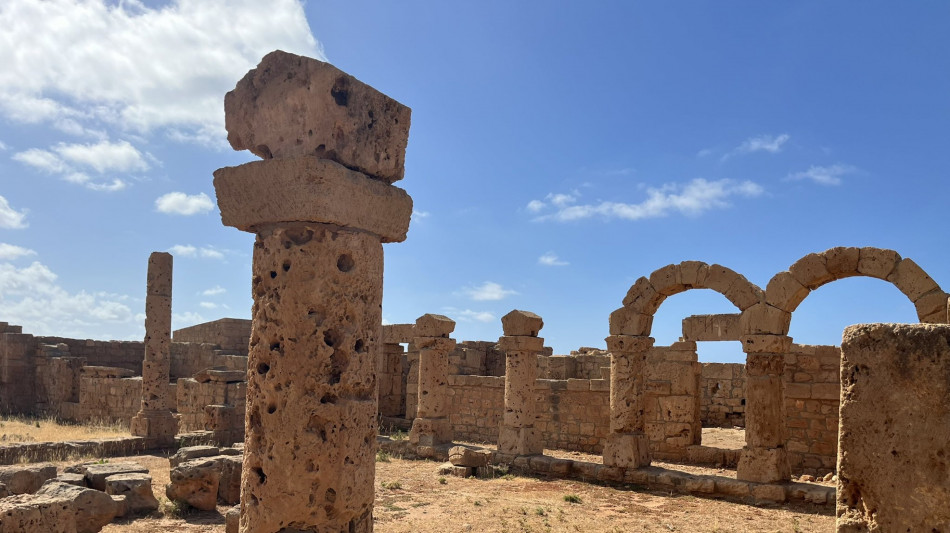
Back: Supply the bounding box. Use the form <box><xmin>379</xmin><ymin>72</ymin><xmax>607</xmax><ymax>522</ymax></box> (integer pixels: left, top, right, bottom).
<box><xmin>130</xmin><ymin>251</ymin><xmax>179</xmax><ymax>449</ymax></box>
<box><xmin>497</xmin><ymin>310</ymin><xmax>544</xmax><ymax>456</ymax></box>
<box><xmin>737</xmin><ymin>334</ymin><xmax>791</xmax><ymax>483</ymax></box>
<box><xmin>409</xmin><ymin>314</ymin><xmax>455</xmax><ymax>449</ymax></box>
<box><xmin>603</xmin><ymin>334</ymin><xmax>652</xmax><ymax>469</ymax></box>
<box><xmin>213</xmin><ymin>51</ymin><xmax>413</xmax><ymax>533</ymax></box>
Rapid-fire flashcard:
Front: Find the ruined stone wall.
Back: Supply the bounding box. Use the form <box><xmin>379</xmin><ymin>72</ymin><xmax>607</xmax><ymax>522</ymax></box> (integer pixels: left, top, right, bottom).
<box><xmin>172</xmin><ymin>318</ymin><xmax>252</xmax><ymax>354</ymax></box>
<box><xmin>537</xmin><ymin>353</ymin><xmax>609</xmax><ymax>380</ymax></box>
<box><xmin>784</xmin><ymin>344</ymin><xmax>840</xmax><ymax>476</ymax></box>
<box><xmin>448</xmin><ymin>340</ymin><xmax>506</xmax><ymax>376</ymax></box>
<box><xmin>447</xmin><ymin>375</ymin><xmax>611</xmax><ymax>453</ymax></box>
<box><xmin>645</xmin><ymin>343</ymin><xmax>702</xmax><ymax>460</ymax></box>
<box><xmin>177</xmin><ymin>378</ymin><xmax>247</xmax><ymax>433</ymax></box>
<box><xmin>35</xmin><ymin>336</ymin><xmax>144</xmax><ymax>374</ymax></box>
<box><xmin>0</xmin><ymin>325</ymin><xmax>38</xmax><ymax>413</ymax></box>
<box><xmin>78</xmin><ymin>376</ymin><xmax>142</xmax><ymax>425</ymax></box>
<box><xmin>169</xmin><ymin>342</ymin><xmax>248</xmax><ymax>380</ymax></box>
<box><xmin>700</xmin><ymin>363</ymin><xmax>746</xmax><ymax>427</ymax></box>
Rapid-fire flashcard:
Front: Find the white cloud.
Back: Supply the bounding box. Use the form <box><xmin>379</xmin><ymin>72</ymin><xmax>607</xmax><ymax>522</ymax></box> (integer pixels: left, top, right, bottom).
<box><xmin>0</xmin><ymin>243</ymin><xmax>36</xmax><ymax>261</ymax></box>
<box><xmin>538</xmin><ymin>252</ymin><xmax>568</xmax><ymax>266</ymax></box>
<box><xmin>696</xmin><ymin>148</ymin><xmax>714</xmax><ymax>158</ymax></box>
<box><xmin>199</xmin><ymin>301</ymin><xmax>218</xmax><ymax>309</ymax></box>
<box><xmin>0</xmin><ymin>260</ymin><xmax>135</xmax><ymax>338</ymax></box>
<box><xmin>168</xmin><ymin>244</ymin><xmax>226</xmax><ymax>260</ymax></box>
<box><xmin>526</xmin><ymin>200</ymin><xmax>546</xmax><ymax>213</ymax></box>
<box><xmin>0</xmin><ymin>196</ymin><xmax>28</xmax><ymax>229</ymax></box>
<box><xmin>530</xmin><ymin>179</ymin><xmax>764</xmax><ymax>222</ymax></box>
<box><xmin>786</xmin><ymin>164</ymin><xmax>856</xmax><ymax>186</ymax></box>
<box><xmin>155</xmin><ymin>192</ymin><xmax>215</xmax><ymax>215</ymax></box>
<box><xmin>461</xmin><ymin>281</ymin><xmax>518</xmax><ymax>301</ymax></box>
<box><xmin>0</xmin><ymin>140</ymin><xmax>7</xmax><ymax>150</ymax></box>
<box><xmin>173</xmin><ymin>311</ymin><xmax>206</xmax><ymax>331</ymax></box>
<box><xmin>13</xmin><ymin>140</ymin><xmax>144</xmax><ymax>191</ymax></box>
<box><xmin>443</xmin><ymin>308</ymin><xmax>496</xmax><ymax>323</ymax></box>
<box><xmin>201</xmin><ymin>285</ymin><xmax>226</xmax><ymax>296</ymax></box>
<box><xmin>412</xmin><ymin>209</ymin><xmax>430</xmax><ymax>219</ymax></box>
<box><xmin>721</xmin><ymin>134</ymin><xmax>790</xmax><ymax>161</ymax></box>
<box><xmin>0</xmin><ymin>0</ymin><xmax>322</xmax><ymax>145</ymax></box>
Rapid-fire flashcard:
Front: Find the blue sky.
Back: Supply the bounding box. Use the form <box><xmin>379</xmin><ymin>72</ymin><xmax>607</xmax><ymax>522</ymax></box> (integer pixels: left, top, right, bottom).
<box><xmin>1</xmin><ymin>1</ymin><xmax>947</xmax><ymax>363</ymax></box>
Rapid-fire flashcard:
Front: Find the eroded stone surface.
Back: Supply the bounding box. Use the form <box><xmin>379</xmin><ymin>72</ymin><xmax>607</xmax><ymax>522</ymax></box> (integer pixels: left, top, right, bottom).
<box><xmin>35</xmin><ymin>480</ymin><xmax>117</xmax><ymax>533</ymax></box>
<box><xmin>836</xmin><ymin>323</ymin><xmax>950</xmax><ymax>532</ymax></box>
<box><xmin>214</xmin><ymin>156</ymin><xmax>412</xmax><ymax>242</ymax></box>
<box><xmin>604</xmin><ymin>334</ymin><xmax>653</xmax><ymax>469</ymax></box>
<box><xmin>410</xmin><ymin>329</ymin><xmax>456</xmax><ymax>448</ymax></box>
<box><xmin>0</xmin><ymin>492</ymin><xmax>77</xmax><ymax>533</ymax></box>
<box><xmin>104</xmin><ymin>473</ymin><xmax>158</xmax><ymax>514</ymax></box>
<box><xmin>130</xmin><ymin>252</ymin><xmax>179</xmax><ymax>448</ymax></box>
<box><xmin>501</xmin><ymin>310</ymin><xmax>543</xmax><ymax>337</ymax></box>
<box><xmin>225</xmin><ymin>50</ymin><xmax>411</xmax><ymax>183</ymax></box>
<box><xmin>166</xmin><ymin>458</ymin><xmax>220</xmax><ymax>511</ymax></box>
<box><xmin>241</xmin><ymin>224</ymin><xmax>380</xmax><ymax>531</ymax></box>
<box><xmin>0</xmin><ymin>463</ymin><xmax>57</xmax><ymax>495</ymax></box>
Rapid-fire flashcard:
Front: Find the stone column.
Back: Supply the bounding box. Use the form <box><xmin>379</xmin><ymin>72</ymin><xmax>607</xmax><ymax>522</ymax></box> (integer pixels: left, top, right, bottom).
<box><xmin>130</xmin><ymin>251</ymin><xmax>179</xmax><ymax>449</ymax></box>
<box><xmin>836</xmin><ymin>323</ymin><xmax>950</xmax><ymax>532</ymax></box>
<box><xmin>603</xmin><ymin>334</ymin><xmax>652</xmax><ymax>468</ymax></box>
<box><xmin>409</xmin><ymin>314</ymin><xmax>456</xmax><ymax>449</ymax></box>
<box><xmin>736</xmin><ymin>334</ymin><xmax>791</xmax><ymax>483</ymax></box>
<box><xmin>497</xmin><ymin>310</ymin><xmax>544</xmax><ymax>456</ymax></box>
<box><xmin>213</xmin><ymin>51</ymin><xmax>413</xmax><ymax>533</ymax></box>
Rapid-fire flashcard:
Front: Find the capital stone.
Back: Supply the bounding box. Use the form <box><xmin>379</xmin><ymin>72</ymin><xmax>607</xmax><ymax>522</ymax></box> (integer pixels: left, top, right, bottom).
<box><xmin>501</xmin><ymin>310</ymin><xmax>543</xmax><ymax>337</ymax></box>
<box><xmin>414</xmin><ymin>314</ymin><xmax>455</xmax><ymax>337</ymax></box>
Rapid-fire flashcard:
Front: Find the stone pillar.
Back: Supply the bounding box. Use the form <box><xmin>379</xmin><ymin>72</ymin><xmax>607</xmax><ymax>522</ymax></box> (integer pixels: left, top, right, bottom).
<box><xmin>409</xmin><ymin>314</ymin><xmax>456</xmax><ymax>449</ymax></box>
<box><xmin>213</xmin><ymin>50</ymin><xmax>412</xmax><ymax>533</ymax></box>
<box><xmin>836</xmin><ymin>323</ymin><xmax>950</xmax><ymax>532</ymax></box>
<box><xmin>130</xmin><ymin>252</ymin><xmax>179</xmax><ymax>449</ymax></box>
<box><xmin>603</xmin><ymin>335</ymin><xmax>652</xmax><ymax>468</ymax></box>
<box><xmin>736</xmin><ymin>334</ymin><xmax>791</xmax><ymax>483</ymax></box>
<box><xmin>497</xmin><ymin>310</ymin><xmax>544</xmax><ymax>456</ymax></box>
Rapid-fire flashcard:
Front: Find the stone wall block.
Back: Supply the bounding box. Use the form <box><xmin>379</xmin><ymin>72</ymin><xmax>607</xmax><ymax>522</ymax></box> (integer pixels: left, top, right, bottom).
<box><xmin>224</xmin><ymin>50</ymin><xmax>411</xmax><ymax>182</ymax></box>
<box><xmin>501</xmin><ymin>310</ymin><xmax>543</xmax><ymax>337</ymax></box>
<box><xmin>740</xmin><ymin>304</ymin><xmax>792</xmax><ymax>336</ymax></box>
<box><xmin>608</xmin><ymin>308</ymin><xmax>654</xmax><ymax>337</ymax></box>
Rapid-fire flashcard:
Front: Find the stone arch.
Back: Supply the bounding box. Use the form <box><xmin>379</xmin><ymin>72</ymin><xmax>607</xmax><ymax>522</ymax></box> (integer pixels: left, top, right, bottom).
<box><xmin>744</xmin><ymin>246</ymin><xmax>949</xmax><ymax>336</ymax></box>
<box><xmin>610</xmin><ymin>261</ymin><xmax>764</xmax><ymax>336</ymax></box>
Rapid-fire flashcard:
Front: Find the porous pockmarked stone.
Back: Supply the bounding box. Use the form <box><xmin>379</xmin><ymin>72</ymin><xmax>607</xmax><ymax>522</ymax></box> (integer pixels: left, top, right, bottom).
<box><xmin>166</xmin><ymin>458</ymin><xmax>221</xmax><ymax>512</ymax></box>
<box><xmin>81</xmin><ymin>462</ymin><xmax>148</xmax><ymax>492</ymax></box>
<box><xmin>414</xmin><ymin>313</ymin><xmax>456</xmax><ymax>338</ymax></box>
<box><xmin>448</xmin><ymin>446</ymin><xmax>491</xmax><ymax>468</ymax></box>
<box><xmin>410</xmin><ymin>315</ymin><xmax>456</xmax><ymax>448</ymax></box>
<box><xmin>224</xmin><ymin>50</ymin><xmax>411</xmax><ymax>183</ymax></box>
<box><xmin>501</xmin><ymin>310</ymin><xmax>543</xmax><ymax>337</ymax></box>
<box><xmin>36</xmin><ymin>480</ymin><xmax>117</xmax><ymax>533</ymax></box>
<box><xmin>104</xmin><ymin>473</ymin><xmax>159</xmax><ymax>514</ymax></box>
<box><xmin>216</xmin><ymin>50</ymin><xmax>413</xmax><ymax>533</ymax></box>
<box><xmin>130</xmin><ymin>252</ymin><xmax>179</xmax><ymax>448</ymax></box>
<box><xmin>836</xmin><ymin>323</ymin><xmax>950</xmax><ymax>532</ymax></box>
<box><xmin>0</xmin><ymin>492</ymin><xmax>77</xmax><ymax>533</ymax></box>
<box><xmin>170</xmin><ymin>445</ymin><xmax>221</xmax><ymax>468</ymax></box>
<box><xmin>0</xmin><ymin>463</ymin><xmax>57</xmax><ymax>495</ymax></box>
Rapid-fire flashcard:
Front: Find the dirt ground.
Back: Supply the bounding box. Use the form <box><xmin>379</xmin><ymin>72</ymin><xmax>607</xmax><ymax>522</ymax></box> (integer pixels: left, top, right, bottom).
<box><xmin>72</xmin><ymin>450</ymin><xmax>833</xmax><ymax>533</ymax></box>
<box><xmin>699</xmin><ymin>427</ymin><xmax>745</xmax><ymax>450</ymax></box>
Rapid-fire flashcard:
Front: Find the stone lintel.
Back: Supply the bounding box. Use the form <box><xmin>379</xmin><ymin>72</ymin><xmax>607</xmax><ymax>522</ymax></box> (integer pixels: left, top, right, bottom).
<box><xmin>225</xmin><ymin>50</ymin><xmax>411</xmax><ymax>183</ymax></box>
<box><xmin>497</xmin><ymin>336</ymin><xmax>545</xmax><ymax>353</ymax></box>
<box><xmin>606</xmin><ymin>335</ymin><xmax>655</xmax><ymax>354</ymax></box>
<box><xmin>213</xmin><ymin>156</ymin><xmax>412</xmax><ymax>242</ymax></box>
<box><xmin>413</xmin><ymin>336</ymin><xmax>455</xmax><ymax>352</ymax></box>
<box><xmin>382</xmin><ymin>323</ymin><xmax>415</xmax><ymax>344</ymax></box>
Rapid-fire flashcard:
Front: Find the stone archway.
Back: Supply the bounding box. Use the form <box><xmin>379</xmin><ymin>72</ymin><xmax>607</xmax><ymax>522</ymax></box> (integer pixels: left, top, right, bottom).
<box><xmin>734</xmin><ymin>246</ymin><xmax>949</xmax><ymax>483</ymax></box>
<box><xmin>604</xmin><ymin>261</ymin><xmax>764</xmax><ymax>468</ymax></box>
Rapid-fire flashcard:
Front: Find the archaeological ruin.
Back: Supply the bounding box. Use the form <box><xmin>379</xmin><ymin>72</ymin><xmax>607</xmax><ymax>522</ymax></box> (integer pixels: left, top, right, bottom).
<box><xmin>0</xmin><ymin>50</ymin><xmax>948</xmax><ymax>532</ymax></box>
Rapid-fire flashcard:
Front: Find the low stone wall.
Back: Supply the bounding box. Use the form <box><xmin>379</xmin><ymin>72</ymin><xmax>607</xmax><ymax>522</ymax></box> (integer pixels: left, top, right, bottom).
<box><xmin>538</xmin><ymin>353</ymin><xmax>609</xmax><ymax>380</ymax></box>
<box><xmin>177</xmin><ymin>377</ymin><xmax>247</xmax><ymax>433</ymax></box>
<box><xmin>784</xmin><ymin>344</ymin><xmax>840</xmax><ymax>477</ymax></box>
<box><xmin>35</xmin><ymin>336</ymin><xmax>144</xmax><ymax>374</ymax></box>
<box><xmin>172</xmin><ymin>318</ymin><xmax>252</xmax><ymax>355</ymax></box>
<box><xmin>78</xmin><ymin>375</ymin><xmax>143</xmax><ymax>425</ymax></box>
<box><xmin>169</xmin><ymin>343</ymin><xmax>248</xmax><ymax>380</ymax></box>
<box><xmin>700</xmin><ymin>363</ymin><xmax>746</xmax><ymax>427</ymax></box>
<box><xmin>0</xmin><ymin>437</ymin><xmax>146</xmax><ymax>465</ymax></box>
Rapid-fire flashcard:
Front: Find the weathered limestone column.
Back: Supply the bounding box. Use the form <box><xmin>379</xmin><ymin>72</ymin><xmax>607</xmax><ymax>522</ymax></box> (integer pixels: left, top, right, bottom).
<box><xmin>130</xmin><ymin>252</ymin><xmax>179</xmax><ymax>448</ymax></box>
<box><xmin>603</xmin><ymin>334</ymin><xmax>652</xmax><ymax>468</ymax></box>
<box><xmin>497</xmin><ymin>310</ymin><xmax>544</xmax><ymax>456</ymax></box>
<box><xmin>737</xmin><ymin>334</ymin><xmax>791</xmax><ymax>483</ymax></box>
<box><xmin>213</xmin><ymin>51</ymin><xmax>412</xmax><ymax>533</ymax></box>
<box><xmin>409</xmin><ymin>314</ymin><xmax>456</xmax><ymax>448</ymax></box>
<box><xmin>836</xmin><ymin>323</ymin><xmax>950</xmax><ymax>532</ymax></box>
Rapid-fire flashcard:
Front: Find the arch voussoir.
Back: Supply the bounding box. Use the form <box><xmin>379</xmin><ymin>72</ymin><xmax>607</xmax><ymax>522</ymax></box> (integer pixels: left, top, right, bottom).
<box><xmin>788</xmin><ymin>253</ymin><xmax>834</xmax><ymax>290</ymax></box>
<box><xmin>765</xmin><ymin>271</ymin><xmax>810</xmax><ymax>313</ymax></box>
<box><xmin>914</xmin><ymin>290</ymin><xmax>950</xmax><ymax>324</ymax></box>
<box><xmin>823</xmin><ymin>246</ymin><xmax>861</xmax><ymax>280</ymax></box>
<box><xmin>622</xmin><ymin>277</ymin><xmax>662</xmax><ymax>315</ymax></box>
<box><xmin>739</xmin><ymin>302</ymin><xmax>792</xmax><ymax>336</ymax></box>
<box><xmin>649</xmin><ymin>264</ymin><xmax>685</xmax><ymax>297</ymax></box>
<box><xmin>856</xmin><ymin>247</ymin><xmax>901</xmax><ymax>279</ymax></box>
<box><xmin>887</xmin><ymin>257</ymin><xmax>941</xmax><ymax>303</ymax></box>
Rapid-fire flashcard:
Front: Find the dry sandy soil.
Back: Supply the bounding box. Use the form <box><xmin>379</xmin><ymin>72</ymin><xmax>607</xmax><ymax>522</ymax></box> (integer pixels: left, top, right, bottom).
<box><xmin>9</xmin><ymin>422</ymin><xmax>832</xmax><ymax>532</ymax></box>
<box><xmin>82</xmin><ymin>450</ymin><xmax>832</xmax><ymax>533</ymax></box>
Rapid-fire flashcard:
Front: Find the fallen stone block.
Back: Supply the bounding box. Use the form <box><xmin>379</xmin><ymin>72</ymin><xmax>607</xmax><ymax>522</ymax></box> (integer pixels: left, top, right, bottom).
<box><xmin>438</xmin><ymin>463</ymin><xmax>473</xmax><ymax>478</ymax></box>
<box><xmin>448</xmin><ymin>446</ymin><xmax>491</xmax><ymax>467</ymax></box>
<box><xmin>54</xmin><ymin>474</ymin><xmax>86</xmax><ymax>487</ymax></box>
<box><xmin>0</xmin><ymin>492</ymin><xmax>77</xmax><ymax>533</ymax></box>
<box><xmin>80</xmin><ymin>463</ymin><xmax>148</xmax><ymax>492</ymax></box>
<box><xmin>105</xmin><ymin>473</ymin><xmax>159</xmax><ymax>514</ymax></box>
<box><xmin>0</xmin><ymin>463</ymin><xmax>58</xmax><ymax>495</ymax></box>
<box><xmin>216</xmin><ymin>455</ymin><xmax>243</xmax><ymax>505</ymax></box>
<box><xmin>225</xmin><ymin>505</ymin><xmax>240</xmax><ymax>533</ymax></box>
<box><xmin>36</xmin><ymin>480</ymin><xmax>117</xmax><ymax>533</ymax></box>
<box><xmin>166</xmin><ymin>457</ymin><xmax>222</xmax><ymax>511</ymax></box>
<box><xmin>170</xmin><ymin>446</ymin><xmax>220</xmax><ymax>468</ymax></box>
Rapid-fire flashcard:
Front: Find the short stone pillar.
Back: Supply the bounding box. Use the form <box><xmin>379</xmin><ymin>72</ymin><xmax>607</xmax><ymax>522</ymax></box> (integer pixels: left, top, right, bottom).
<box><xmin>497</xmin><ymin>310</ymin><xmax>544</xmax><ymax>456</ymax></box>
<box><xmin>130</xmin><ymin>252</ymin><xmax>179</xmax><ymax>449</ymax></box>
<box><xmin>409</xmin><ymin>314</ymin><xmax>456</xmax><ymax>448</ymax></box>
<box><xmin>213</xmin><ymin>51</ymin><xmax>413</xmax><ymax>533</ymax></box>
<box><xmin>836</xmin><ymin>323</ymin><xmax>950</xmax><ymax>532</ymax></box>
<box><xmin>603</xmin><ymin>334</ymin><xmax>652</xmax><ymax>468</ymax></box>
<box><xmin>737</xmin><ymin>334</ymin><xmax>791</xmax><ymax>483</ymax></box>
